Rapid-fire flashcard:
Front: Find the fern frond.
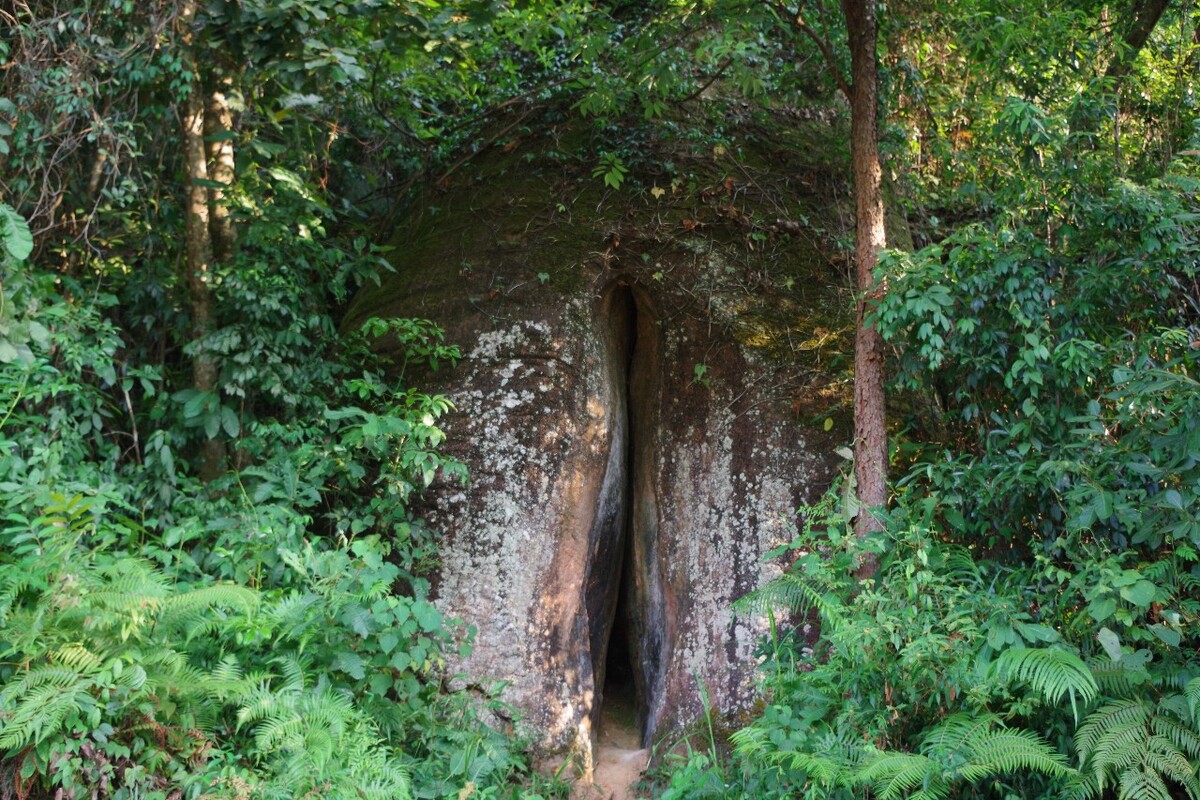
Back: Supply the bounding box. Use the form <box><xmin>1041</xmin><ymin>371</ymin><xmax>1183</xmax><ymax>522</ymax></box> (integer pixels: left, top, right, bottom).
<box><xmin>0</xmin><ymin>680</ymin><xmax>88</xmax><ymax>748</ymax></box>
<box><xmin>48</xmin><ymin>644</ymin><xmax>104</xmax><ymax>673</ymax></box>
<box><xmin>256</xmin><ymin>712</ymin><xmax>307</xmax><ymax>754</ymax></box>
<box><xmin>236</xmin><ymin>682</ymin><xmax>282</xmax><ymax>729</ymax></box>
<box><xmin>921</xmin><ymin>712</ymin><xmax>1001</xmax><ymax>755</ymax></box>
<box><xmin>993</xmin><ymin>647</ymin><xmax>1098</xmax><ymax>719</ymax></box>
<box><xmin>1091</xmin><ymin>722</ymin><xmax>1150</xmax><ymax>788</ymax></box>
<box><xmin>115</xmin><ymin>663</ymin><xmax>148</xmax><ymax>692</ymax></box>
<box><xmin>1077</xmin><ymin>699</ymin><xmax>1150</xmax><ymax>763</ymax></box>
<box><xmin>1186</xmin><ymin>677</ymin><xmax>1200</xmax><ymax>722</ymax></box>
<box><xmin>276</xmin><ymin>655</ymin><xmax>307</xmax><ymax>694</ymax></box>
<box><xmin>1142</xmin><ymin>737</ymin><xmax>1199</xmax><ymax>795</ymax></box>
<box><xmin>956</xmin><ymin>728</ymin><xmax>1075</xmax><ymax>782</ymax></box>
<box><xmin>1089</xmin><ymin>657</ymin><xmax>1152</xmax><ymax>697</ymax></box>
<box><xmin>1151</xmin><ymin>714</ymin><xmax>1200</xmax><ymax>759</ymax></box>
<box><xmin>735</xmin><ymin>571</ymin><xmax>843</xmax><ymax>621</ymax></box>
<box><xmin>934</xmin><ymin>545</ymin><xmax>983</xmax><ymax>587</ymax></box>
<box><xmin>856</xmin><ymin>752</ymin><xmax>946</xmax><ymax>800</ymax></box>
<box><xmin>0</xmin><ymin>666</ymin><xmax>84</xmax><ymax>703</ymax></box>
<box><xmin>159</xmin><ymin>584</ymin><xmax>258</xmax><ymax>635</ymax></box>
<box><xmin>778</xmin><ymin>750</ymin><xmax>849</xmax><ymax>787</ymax></box>
<box><xmin>1118</xmin><ymin>767</ymin><xmax>1173</xmax><ymax>800</ymax></box>
<box><xmin>204</xmin><ymin>655</ymin><xmax>253</xmax><ymax>700</ymax></box>
<box><xmin>729</xmin><ymin>721</ymin><xmax>769</xmax><ymax>759</ymax></box>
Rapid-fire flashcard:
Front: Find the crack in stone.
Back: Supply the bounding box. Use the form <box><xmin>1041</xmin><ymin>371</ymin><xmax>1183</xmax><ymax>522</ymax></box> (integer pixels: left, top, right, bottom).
<box><xmin>584</xmin><ymin>281</ymin><xmax>666</xmax><ymax>749</ymax></box>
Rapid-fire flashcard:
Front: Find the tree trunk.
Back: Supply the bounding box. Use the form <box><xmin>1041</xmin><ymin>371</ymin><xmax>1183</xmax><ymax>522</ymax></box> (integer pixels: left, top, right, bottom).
<box><xmin>204</xmin><ymin>76</ymin><xmax>237</xmax><ymax>264</ymax></box>
<box><xmin>177</xmin><ymin>0</ymin><xmax>225</xmax><ymax>482</ymax></box>
<box><xmin>182</xmin><ymin>81</ymin><xmax>225</xmax><ymax>482</ymax></box>
<box><xmin>1106</xmin><ymin>0</ymin><xmax>1172</xmax><ymax>82</ymax></box>
<box><xmin>841</xmin><ymin>0</ymin><xmax>888</xmax><ymax>576</ymax></box>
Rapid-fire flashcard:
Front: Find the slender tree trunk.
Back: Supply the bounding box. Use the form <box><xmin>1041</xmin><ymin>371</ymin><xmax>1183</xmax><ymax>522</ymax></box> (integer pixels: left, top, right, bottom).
<box><xmin>841</xmin><ymin>0</ymin><xmax>888</xmax><ymax>576</ymax></box>
<box><xmin>177</xmin><ymin>0</ymin><xmax>225</xmax><ymax>482</ymax></box>
<box><xmin>204</xmin><ymin>76</ymin><xmax>237</xmax><ymax>264</ymax></box>
<box><xmin>182</xmin><ymin>79</ymin><xmax>225</xmax><ymax>481</ymax></box>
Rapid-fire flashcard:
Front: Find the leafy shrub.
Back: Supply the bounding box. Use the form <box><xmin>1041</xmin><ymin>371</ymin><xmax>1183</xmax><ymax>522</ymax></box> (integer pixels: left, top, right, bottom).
<box><xmin>702</xmin><ymin>490</ymin><xmax>1200</xmax><ymax>800</ymax></box>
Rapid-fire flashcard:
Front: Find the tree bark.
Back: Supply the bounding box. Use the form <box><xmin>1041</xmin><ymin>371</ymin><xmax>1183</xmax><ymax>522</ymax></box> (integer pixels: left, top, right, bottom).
<box><xmin>204</xmin><ymin>76</ymin><xmax>237</xmax><ymax>264</ymax></box>
<box><xmin>181</xmin><ymin>69</ymin><xmax>225</xmax><ymax>483</ymax></box>
<box><xmin>177</xmin><ymin>0</ymin><xmax>225</xmax><ymax>482</ymax></box>
<box><xmin>841</xmin><ymin>0</ymin><xmax>888</xmax><ymax>575</ymax></box>
<box><xmin>1106</xmin><ymin>0</ymin><xmax>1172</xmax><ymax>82</ymax></box>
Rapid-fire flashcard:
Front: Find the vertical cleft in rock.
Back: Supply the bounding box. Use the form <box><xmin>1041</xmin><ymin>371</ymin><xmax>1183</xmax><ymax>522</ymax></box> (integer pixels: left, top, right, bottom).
<box><xmin>585</xmin><ymin>281</ymin><xmax>664</xmax><ymax>747</ymax></box>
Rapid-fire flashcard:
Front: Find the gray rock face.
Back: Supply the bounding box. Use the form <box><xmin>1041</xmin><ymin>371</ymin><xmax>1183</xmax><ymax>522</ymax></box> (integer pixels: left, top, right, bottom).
<box><xmin>346</xmin><ymin>122</ymin><xmax>848</xmax><ymax>771</ymax></box>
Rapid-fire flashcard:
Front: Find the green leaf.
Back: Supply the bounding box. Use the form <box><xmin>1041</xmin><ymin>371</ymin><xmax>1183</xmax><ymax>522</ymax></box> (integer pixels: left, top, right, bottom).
<box><xmin>333</xmin><ymin>651</ymin><xmax>367</xmax><ymax>680</ymax></box>
<box><xmin>1147</xmin><ymin>624</ymin><xmax>1180</xmax><ymax>647</ymax></box>
<box><xmin>26</xmin><ymin>321</ymin><xmax>49</xmax><ymax>348</ymax></box>
<box><xmin>992</xmin><ymin>647</ymin><xmax>1098</xmax><ymax>721</ymax></box>
<box><xmin>1119</xmin><ymin>580</ymin><xmax>1155</xmax><ymax>608</ymax></box>
<box><xmin>1089</xmin><ymin>597</ymin><xmax>1117</xmax><ymax>622</ymax></box>
<box><xmin>1097</xmin><ymin>627</ymin><xmax>1122</xmax><ymax>661</ymax></box>
<box><xmin>412</xmin><ymin>601</ymin><xmax>441</xmax><ymax>633</ymax></box>
<box><xmin>220</xmin><ymin>407</ymin><xmax>240</xmax><ymax>438</ymax></box>
<box><xmin>0</xmin><ymin>204</ymin><xmax>33</xmax><ymax>262</ymax></box>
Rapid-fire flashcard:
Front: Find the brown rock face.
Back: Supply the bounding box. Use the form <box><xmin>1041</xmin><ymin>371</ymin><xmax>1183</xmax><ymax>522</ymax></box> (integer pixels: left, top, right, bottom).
<box><xmin>346</xmin><ymin>115</ymin><xmax>850</xmax><ymax>771</ymax></box>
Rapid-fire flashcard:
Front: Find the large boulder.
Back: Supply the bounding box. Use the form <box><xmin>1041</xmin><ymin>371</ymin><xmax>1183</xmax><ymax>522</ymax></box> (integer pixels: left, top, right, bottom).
<box><xmin>345</xmin><ymin>110</ymin><xmax>852</xmax><ymax>772</ymax></box>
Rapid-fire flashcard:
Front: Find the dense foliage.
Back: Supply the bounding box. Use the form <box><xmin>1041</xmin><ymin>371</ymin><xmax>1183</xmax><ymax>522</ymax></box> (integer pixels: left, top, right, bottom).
<box><xmin>2</xmin><ymin>0</ymin><xmax>1199</xmax><ymax>798</ymax></box>
<box><xmin>0</xmin><ymin>2</ymin><xmax>547</xmax><ymax>797</ymax></box>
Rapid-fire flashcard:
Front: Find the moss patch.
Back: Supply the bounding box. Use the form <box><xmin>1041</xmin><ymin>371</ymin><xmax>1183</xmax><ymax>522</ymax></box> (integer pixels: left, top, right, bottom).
<box><xmin>347</xmin><ymin>105</ymin><xmax>856</xmax><ymax>381</ymax></box>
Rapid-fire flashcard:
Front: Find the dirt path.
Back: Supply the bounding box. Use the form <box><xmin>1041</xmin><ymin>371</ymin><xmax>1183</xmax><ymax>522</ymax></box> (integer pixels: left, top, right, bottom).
<box><xmin>578</xmin><ymin>683</ymin><xmax>648</xmax><ymax>800</ymax></box>
<box><xmin>592</xmin><ymin>716</ymin><xmax>648</xmax><ymax>799</ymax></box>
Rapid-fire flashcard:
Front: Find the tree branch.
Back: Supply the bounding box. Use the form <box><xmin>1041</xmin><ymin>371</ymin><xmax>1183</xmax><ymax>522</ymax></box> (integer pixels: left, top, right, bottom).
<box><xmin>765</xmin><ymin>0</ymin><xmax>852</xmax><ymax>100</ymax></box>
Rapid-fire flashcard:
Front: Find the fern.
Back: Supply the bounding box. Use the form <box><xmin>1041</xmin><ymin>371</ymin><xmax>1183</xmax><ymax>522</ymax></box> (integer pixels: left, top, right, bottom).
<box><xmin>1077</xmin><ymin>699</ymin><xmax>1149</xmax><ymax>763</ymax></box>
<box><xmin>735</xmin><ymin>570</ymin><xmax>844</xmax><ymax>622</ymax></box>
<box><xmin>159</xmin><ymin>583</ymin><xmax>259</xmax><ymax>637</ymax></box>
<box><xmin>228</xmin><ymin>662</ymin><xmax>411</xmax><ymax>800</ymax></box>
<box><xmin>1117</xmin><ymin>767</ymin><xmax>1173</xmax><ymax>800</ymax></box>
<box><xmin>1076</xmin><ymin>692</ymin><xmax>1200</xmax><ymax>799</ymax></box>
<box><xmin>1089</xmin><ymin>656</ymin><xmax>1153</xmax><ymax>697</ymax></box>
<box><xmin>1152</xmin><ymin>712</ymin><xmax>1200</xmax><ymax>759</ymax></box>
<box><xmin>992</xmin><ymin>646</ymin><xmax>1099</xmax><ymax>720</ymax></box>
<box><xmin>0</xmin><ymin>671</ymin><xmax>91</xmax><ymax>748</ymax></box>
<box><xmin>852</xmin><ymin>715</ymin><xmax>1076</xmax><ymax>799</ymax></box>
<box><xmin>778</xmin><ymin>750</ymin><xmax>850</xmax><ymax>788</ymax></box>
<box><xmin>857</xmin><ymin>752</ymin><xmax>946</xmax><ymax>800</ymax></box>
<box><xmin>955</xmin><ymin>728</ymin><xmax>1074</xmax><ymax>782</ymax></box>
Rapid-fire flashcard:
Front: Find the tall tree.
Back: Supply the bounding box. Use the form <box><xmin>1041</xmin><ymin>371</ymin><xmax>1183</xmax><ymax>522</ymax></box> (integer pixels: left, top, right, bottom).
<box><xmin>178</xmin><ymin>1</ymin><xmax>226</xmax><ymax>481</ymax></box>
<box><xmin>841</xmin><ymin>0</ymin><xmax>888</xmax><ymax>566</ymax></box>
<box><xmin>844</xmin><ymin>0</ymin><xmax>892</xmax><ymax>575</ymax></box>
<box><xmin>778</xmin><ymin>0</ymin><xmax>889</xmax><ymax>567</ymax></box>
